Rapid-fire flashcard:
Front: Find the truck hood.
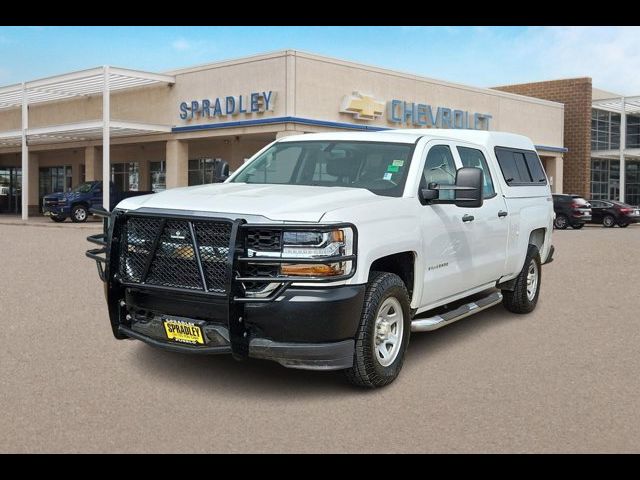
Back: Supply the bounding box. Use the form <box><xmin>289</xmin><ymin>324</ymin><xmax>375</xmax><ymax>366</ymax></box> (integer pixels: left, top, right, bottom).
<box><xmin>116</xmin><ymin>183</ymin><xmax>388</xmax><ymax>222</ymax></box>
<box><xmin>43</xmin><ymin>191</ymin><xmax>86</xmax><ymax>202</ymax></box>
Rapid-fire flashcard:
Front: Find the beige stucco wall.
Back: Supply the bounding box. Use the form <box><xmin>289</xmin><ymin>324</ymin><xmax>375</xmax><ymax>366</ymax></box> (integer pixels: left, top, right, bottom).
<box><xmin>292</xmin><ymin>52</ymin><xmax>564</xmax><ymax>148</ymax></box>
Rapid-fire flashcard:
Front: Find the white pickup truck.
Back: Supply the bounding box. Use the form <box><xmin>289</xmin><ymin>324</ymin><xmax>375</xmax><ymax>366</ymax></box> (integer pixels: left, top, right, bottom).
<box><xmin>87</xmin><ymin>129</ymin><xmax>555</xmax><ymax>388</ymax></box>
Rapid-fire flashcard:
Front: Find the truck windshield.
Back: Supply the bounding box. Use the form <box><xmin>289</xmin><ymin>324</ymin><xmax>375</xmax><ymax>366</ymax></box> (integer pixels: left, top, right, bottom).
<box><xmin>231</xmin><ymin>141</ymin><xmax>414</xmax><ymax>197</ymax></box>
<box><xmin>71</xmin><ymin>182</ymin><xmax>96</xmax><ymax>193</ymax></box>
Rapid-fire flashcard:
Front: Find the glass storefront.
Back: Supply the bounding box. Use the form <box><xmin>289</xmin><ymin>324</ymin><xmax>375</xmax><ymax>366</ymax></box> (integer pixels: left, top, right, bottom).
<box><xmin>592</xmin><ymin>109</ymin><xmax>620</xmax><ymax>151</ymax></box>
<box><xmin>39</xmin><ymin>166</ymin><xmax>72</xmax><ymax>209</ymax></box>
<box><xmin>111</xmin><ymin>162</ymin><xmax>139</xmax><ymax>192</ymax></box>
<box><xmin>188</xmin><ymin>158</ymin><xmax>225</xmax><ymax>186</ymax></box>
<box><xmin>0</xmin><ymin>167</ymin><xmax>22</xmax><ymax>214</ymax></box>
<box><xmin>591</xmin><ymin>158</ymin><xmax>640</xmax><ymax>206</ymax></box>
<box><xmin>150</xmin><ymin>161</ymin><xmax>166</xmax><ymax>192</ymax></box>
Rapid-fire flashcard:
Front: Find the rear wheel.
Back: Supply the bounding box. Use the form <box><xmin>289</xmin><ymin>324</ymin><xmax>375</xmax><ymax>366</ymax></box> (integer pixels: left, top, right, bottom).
<box><xmin>502</xmin><ymin>245</ymin><xmax>541</xmax><ymax>314</ymax></box>
<box><xmin>603</xmin><ymin>215</ymin><xmax>616</xmax><ymax>228</ymax></box>
<box><xmin>554</xmin><ymin>214</ymin><xmax>569</xmax><ymax>229</ymax></box>
<box><xmin>345</xmin><ymin>271</ymin><xmax>411</xmax><ymax>388</ymax></box>
<box><xmin>71</xmin><ymin>205</ymin><xmax>88</xmax><ymax>223</ymax></box>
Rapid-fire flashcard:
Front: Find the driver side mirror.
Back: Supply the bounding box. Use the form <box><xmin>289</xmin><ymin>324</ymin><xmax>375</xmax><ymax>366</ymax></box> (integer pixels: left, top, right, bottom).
<box><xmin>419</xmin><ymin>167</ymin><xmax>484</xmax><ymax>208</ymax></box>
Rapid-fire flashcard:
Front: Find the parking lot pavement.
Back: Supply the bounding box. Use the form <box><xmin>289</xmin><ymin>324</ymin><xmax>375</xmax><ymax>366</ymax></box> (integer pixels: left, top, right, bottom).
<box><xmin>1</xmin><ymin>222</ymin><xmax>639</xmax><ymax>453</ymax></box>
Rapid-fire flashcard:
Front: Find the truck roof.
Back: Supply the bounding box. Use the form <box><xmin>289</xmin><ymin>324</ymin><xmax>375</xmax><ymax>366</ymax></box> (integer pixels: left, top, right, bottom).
<box><xmin>277</xmin><ymin>129</ymin><xmax>536</xmax><ymax>151</ymax></box>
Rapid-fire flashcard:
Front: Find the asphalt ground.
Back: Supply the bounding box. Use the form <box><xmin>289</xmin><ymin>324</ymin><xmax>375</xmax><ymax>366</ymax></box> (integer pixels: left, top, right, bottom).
<box><xmin>1</xmin><ymin>221</ymin><xmax>639</xmax><ymax>453</ymax></box>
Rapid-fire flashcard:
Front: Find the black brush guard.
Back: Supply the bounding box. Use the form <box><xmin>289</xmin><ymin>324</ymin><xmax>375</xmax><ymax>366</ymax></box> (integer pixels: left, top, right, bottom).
<box><xmin>86</xmin><ymin>208</ymin><xmax>357</xmax><ymax>358</ymax></box>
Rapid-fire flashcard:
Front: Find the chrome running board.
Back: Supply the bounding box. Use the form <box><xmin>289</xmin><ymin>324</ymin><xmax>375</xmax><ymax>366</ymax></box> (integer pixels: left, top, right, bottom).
<box><xmin>411</xmin><ymin>291</ymin><xmax>503</xmax><ymax>332</ymax></box>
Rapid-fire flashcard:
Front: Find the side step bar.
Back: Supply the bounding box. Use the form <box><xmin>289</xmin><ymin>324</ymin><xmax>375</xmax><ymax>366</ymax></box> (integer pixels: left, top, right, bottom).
<box><xmin>411</xmin><ymin>291</ymin><xmax>503</xmax><ymax>332</ymax></box>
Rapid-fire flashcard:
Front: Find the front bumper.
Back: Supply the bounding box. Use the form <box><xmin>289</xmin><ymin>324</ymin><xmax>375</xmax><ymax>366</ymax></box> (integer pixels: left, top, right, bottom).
<box><xmin>119</xmin><ymin>285</ymin><xmax>364</xmax><ymax>370</ymax></box>
<box><xmin>86</xmin><ymin>209</ymin><xmax>363</xmax><ymax>371</ymax></box>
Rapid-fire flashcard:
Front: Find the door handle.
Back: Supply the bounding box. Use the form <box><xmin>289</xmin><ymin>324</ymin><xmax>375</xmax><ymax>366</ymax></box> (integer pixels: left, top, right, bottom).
<box><xmin>498</xmin><ymin>210</ymin><xmax>508</xmax><ymax>218</ymax></box>
<box><xmin>462</xmin><ymin>214</ymin><xmax>475</xmax><ymax>223</ymax></box>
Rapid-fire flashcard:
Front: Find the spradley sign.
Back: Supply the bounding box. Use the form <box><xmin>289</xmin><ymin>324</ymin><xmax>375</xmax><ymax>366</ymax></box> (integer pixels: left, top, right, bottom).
<box><xmin>179</xmin><ymin>91</ymin><xmax>275</xmax><ymax>120</ymax></box>
<box><xmin>340</xmin><ymin>92</ymin><xmax>493</xmax><ymax>130</ymax></box>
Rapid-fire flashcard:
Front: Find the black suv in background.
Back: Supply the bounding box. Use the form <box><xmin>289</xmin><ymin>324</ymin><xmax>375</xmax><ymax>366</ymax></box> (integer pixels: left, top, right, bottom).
<box><xmin>552</xmin><ymin>194</ymin><xmax>591</xmax><ymax>229</ymax></box>
<box><xmin>588</xmin><ymin>200</ymin><xmax>640</xmax><ymax>228</ymax></box>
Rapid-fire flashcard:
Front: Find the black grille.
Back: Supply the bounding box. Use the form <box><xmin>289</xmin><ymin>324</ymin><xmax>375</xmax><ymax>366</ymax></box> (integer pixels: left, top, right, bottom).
<box><xmin>119</xmin><ymin>216</ymin><xmax>232</xmax><ymax>294</ymax></box>
<box><xmin>245</xmin><ymin>229</ymin><xmax>281</xmax><ymax>251</ymax></box>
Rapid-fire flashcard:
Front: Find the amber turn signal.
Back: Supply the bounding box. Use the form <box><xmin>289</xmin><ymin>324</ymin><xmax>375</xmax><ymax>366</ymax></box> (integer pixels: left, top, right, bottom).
<box><xmin>280</xmin><ymin>263</ymin><xmax>344</xmax><ymax>277</ymax></box>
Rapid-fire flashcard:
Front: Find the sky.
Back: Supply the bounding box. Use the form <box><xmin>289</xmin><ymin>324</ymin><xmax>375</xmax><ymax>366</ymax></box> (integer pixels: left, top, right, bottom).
<box><xmin>1</xmin><ymin>26</ymin><xmax>639</xmax><ymax>95</ymax></box>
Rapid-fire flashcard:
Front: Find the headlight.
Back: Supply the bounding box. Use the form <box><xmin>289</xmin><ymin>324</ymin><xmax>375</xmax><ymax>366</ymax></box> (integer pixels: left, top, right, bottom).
<box><xmin>280</xmin><ymin>228</ymin><xmax>353</xmax><ymax>277</ymax></box>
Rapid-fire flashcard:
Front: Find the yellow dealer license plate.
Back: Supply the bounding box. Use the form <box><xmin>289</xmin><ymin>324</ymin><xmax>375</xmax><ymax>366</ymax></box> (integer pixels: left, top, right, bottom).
<box><xmin>163</xmin><ymin>319</ymin><xmax>204</xmax><ymax>345</ymax></box>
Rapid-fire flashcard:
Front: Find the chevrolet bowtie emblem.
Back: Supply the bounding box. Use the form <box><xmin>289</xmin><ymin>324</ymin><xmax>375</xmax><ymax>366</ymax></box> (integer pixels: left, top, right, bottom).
<box><xmin>340</xmin><ymin>92</ymin><xmax>385</xmax><ymax>120</ymax></box>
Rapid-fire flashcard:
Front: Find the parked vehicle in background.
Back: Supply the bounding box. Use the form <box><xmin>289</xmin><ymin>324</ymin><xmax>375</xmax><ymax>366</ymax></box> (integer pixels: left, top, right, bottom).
<box><xmin>87</xmin><ymin>130</ymin><xmax>555</xmax><ymax>388</ymax></box>
<box><xmin>588</xmin><ymin>200</ymin><xmax>640</xmax><ymax>228</ymax></box>
<box><xmin>42</xmin><ymin>181</ymin><xmax>154</xmax><ymax>223</ymax></box>
<box><xmin>552</xmin><ymin>194</ymin><xmax>591</xmax><ymax>229</ymax></box>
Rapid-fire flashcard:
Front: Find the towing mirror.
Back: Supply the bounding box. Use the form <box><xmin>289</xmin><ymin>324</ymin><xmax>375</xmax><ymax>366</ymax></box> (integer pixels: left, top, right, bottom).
<box><xmin>454</xmin><ymin>167</ymin><xmax>483</xmax><ymax>208</ymax></box>
<box><xmin>419</xmin><ymin>167</ymin><xmax>483</xmax><ymax>208</ymax></box>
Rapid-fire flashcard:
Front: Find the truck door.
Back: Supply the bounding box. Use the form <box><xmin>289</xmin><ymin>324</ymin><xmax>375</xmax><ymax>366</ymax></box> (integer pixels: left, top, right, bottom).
<box><xmin>90</xmin><ymin>183</ymin><xmax>103</xmax><ymax>211</ymax></box>
<box><xmin>452</xmin><ymin>144</ymin><xmax>509</xmax><ymax>287</ymax></box>
<box><xmin>418</xmin><ymin>143</ymin><xmax>477</xmax><ymax>305</ymax></box>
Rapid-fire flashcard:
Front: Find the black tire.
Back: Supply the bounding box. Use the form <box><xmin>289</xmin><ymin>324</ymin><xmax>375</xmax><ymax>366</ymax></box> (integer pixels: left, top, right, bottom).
<box><xmin>71</xmin><ymin>205</ymin><xmax>88</xmax><ymax>223</ymax></box>
<box><xmin>554</xmin><ymin>214</ymin><xmax>569</xmax><ymax>229</ymax></box>
<box><xmin>603</xmin><ymin>214</ymin><xmax>616</xmax><ymax>228</ymax></box>
<box><xmin>50</xmin><ymin>215</ymin><xmax>65</xmax><ymax>223</ymax></box>
<box><xmin>571</xmin><ymin>223</ymin><xmax>584</xmax><ymax>229</ymax></box>
<box><xmin>345</xmin><ymin>271</ymin><xmax>411</xmax><ymax>388</ymax></box>
<box><xmin>502</xmin><ymin>244</ymin><xmax>541</xmax><ymax>314</ymax></box>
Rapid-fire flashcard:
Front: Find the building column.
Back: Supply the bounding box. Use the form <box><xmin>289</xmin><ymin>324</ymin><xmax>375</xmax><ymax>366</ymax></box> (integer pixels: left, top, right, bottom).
<box><xmin>620</xmin><ymin>97</ymin><xmax>626</xmax><ymax>203</ymax></box>
<box><xmin>84</xmin><ymin>146</ymin><xmax>102</xmax><ymax>181</ymax></box>
<box><xmin>544</xmin><ymin>155</ymin><xmax>564</xmax><ymax>194</ymax></box>
<box><xmin>27</xmin><ymin>153</ymin><xmax>39</xmax><ymax>216</ymax></box>
<box><xmin>166</xmin><ymin>139</ymin><xmax>189</xmax><ymax>189</ymax></box>
<box><xmin>138</xmin><ymin>159</ymin><xmax>150</xmax><ymax>191</ymax></box>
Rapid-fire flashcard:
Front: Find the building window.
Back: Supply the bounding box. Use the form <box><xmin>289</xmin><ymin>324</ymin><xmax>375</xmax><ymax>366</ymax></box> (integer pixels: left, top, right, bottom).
<box><xmin>111</xmin><ymin>162</ymin><xmax>139</xmax><ymax>192</ymax></box>
<box><xmin>150</xmin><ymin>161</ymin><xmax>166</xmax><ymax>192</ymax></box>
<box><xmin>590</xmin><ymin>158</ymin><xmax>610</xmax><ymax>200</ymax></box>
<box><xmin>627</xmin><ymin>114</ymin><xmax>640</xmax><ymax>149</ymax></box>
<box><xmin>188</xmin><ymin>158</ymin><xmax>228</xmax><ymax>186</ymax></box>
<box><xmin>626</xmin><ymin>160</ymin><xmax>640</xmax><ymax>206</ymax></box>
<box><xmin>591</xmin><ymin>109</ymin><xmax>620</xmax><ymax>151</ymax></box>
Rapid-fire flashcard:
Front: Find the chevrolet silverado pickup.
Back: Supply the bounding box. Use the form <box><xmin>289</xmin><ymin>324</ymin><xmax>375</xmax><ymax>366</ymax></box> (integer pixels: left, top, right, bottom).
<box><xmin>43</xmin><ymin>181</ymin><xmax>153</xmax><ymax>223</ymax></box>
<box><xmin>87</xmin><ymin>130</ymin><xmax>555</xmax><ymax>388</ymax></box>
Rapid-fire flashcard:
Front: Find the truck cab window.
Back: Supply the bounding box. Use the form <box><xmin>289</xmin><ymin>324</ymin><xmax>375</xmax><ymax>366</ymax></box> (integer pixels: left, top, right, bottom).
<box><xmin>457</xmin><ymin>146</ymin><xmax>495</xmax><ymax>198</ymax></box>
<box><xmin>422</xmin><ymin>145</ymin><xmax>456</xmax><ymax>200</ymax></box>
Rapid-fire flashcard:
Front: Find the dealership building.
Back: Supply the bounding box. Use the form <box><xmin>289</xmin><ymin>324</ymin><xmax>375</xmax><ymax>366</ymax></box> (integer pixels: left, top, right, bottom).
<box><xmin>496</xmin><ymin>78</ymin><xmax>640</xmax><ymax>206</ymax></box>
<box><xmin>0</xmin><ymin>50</ymin><xmax>568</xmax><ymax>219</ymax></box>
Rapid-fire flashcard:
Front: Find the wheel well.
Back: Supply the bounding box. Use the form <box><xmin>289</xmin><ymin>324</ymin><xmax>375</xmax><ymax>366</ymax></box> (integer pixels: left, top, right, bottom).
<box><xmin>369</xmin><ymin>252</ymin><xmax>415</xmax><ymax>301</ymax></box>
<box><xmin>528</xmin><ymin>228</ymin><xmax>546</xmax><ymax>251</ymax></box>
<box><xmin>71</xmin><ymin>202</ymin><xmax>89</xmax><ymax>210</ymax></box>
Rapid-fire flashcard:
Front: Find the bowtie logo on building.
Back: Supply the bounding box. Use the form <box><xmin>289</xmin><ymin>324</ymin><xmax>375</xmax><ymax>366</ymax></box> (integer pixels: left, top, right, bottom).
<box><xmin>340</xmin><ymin>92</ymin><xmax>385</xmax><ymax>121</ymax></box>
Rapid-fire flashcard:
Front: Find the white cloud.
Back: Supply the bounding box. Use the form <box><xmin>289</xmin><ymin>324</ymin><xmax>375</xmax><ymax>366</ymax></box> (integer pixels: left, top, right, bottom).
<box><xmin>511</xmin><ymin>26</ymin><xmax>640</xmax><ymax>95</ymax></box>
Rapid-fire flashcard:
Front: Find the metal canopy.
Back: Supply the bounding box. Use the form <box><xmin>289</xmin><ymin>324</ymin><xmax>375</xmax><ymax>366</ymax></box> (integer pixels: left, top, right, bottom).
<box><xmin>0</xmin><ymin>66</ymin><xmax>175</xmax><ymax>110</ymax></box>
<box><xmin>0</xmin><ymin>120</ymin><xmax>172</xmax><ymax>147</ymax></box>
<box><xmin>592</xmin><ymin>95</ymin><xmax>640</xmax><ymax>115</ymax></box>
<box><xmin>0</xmin><ymin>65</ymin><xmax>176</xmax><ymax>220</ymax></box>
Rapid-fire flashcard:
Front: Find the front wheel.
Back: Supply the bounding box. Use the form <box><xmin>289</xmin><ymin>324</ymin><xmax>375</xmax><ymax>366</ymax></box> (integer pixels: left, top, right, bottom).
<box><xmin>603</xmin><ymin>215</ymin><xmax>616</xmax><ymax>228</ymax></box>
<box><xmin>345</xmin><ymin>272</ymin><xmax>411</xmax><ymax>388</ymax></box>
<box><xmin>502</xmin><ymin>245</ymin><xmax>541</xmax><ymax>314</ymax></box>
<box><xmin>71</xmin><ymin>205</ymin><xmax>88</xmax><ymax>223</ymax></box>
